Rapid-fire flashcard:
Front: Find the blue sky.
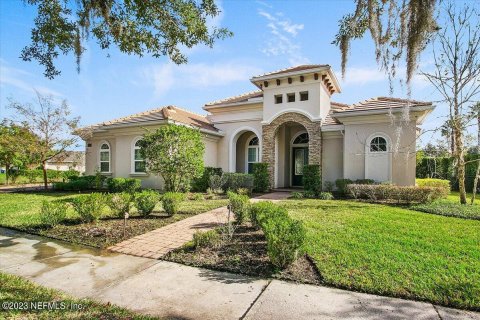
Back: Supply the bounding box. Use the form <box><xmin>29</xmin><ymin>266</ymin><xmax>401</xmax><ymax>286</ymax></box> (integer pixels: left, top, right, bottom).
<box><xmin>0</xmin><ymin>0</ymin><xmax>462</xmax><ymax>148</ymax></box>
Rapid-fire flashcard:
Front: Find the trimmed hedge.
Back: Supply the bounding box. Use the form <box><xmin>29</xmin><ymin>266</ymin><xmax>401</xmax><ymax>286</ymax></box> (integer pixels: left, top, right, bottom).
<box><xmin>191</xmin><ymin>167</ymin><xmax>223</xmax><ymax>192</ymax></box>
<box><xmin>416</xmin><ymin>178</ymin><xmax>450</xmax><ymax>195</ymax></box>
<box><xmin>106</xmin><ymin>178</ymin><xmax>141</xmax><ymax>193</ymax></box>
<box><xmin>71</xmin><ymin>193</ymin><xmax>107</xmax><ymax>222</ymax></box>
<box><xmin>227</xmin><ymin>191</ymin><xmax>250</xmax><ymax>224</ymax></box>
<box><xmin>335</xmin><ymin>179</ymin><xmax>353</xmax><ymax>194</ymax></box>
<box><xmin>345</xmin><ymin>184</ymin><xmax>447</xmax><ymax>204</ymax></box>
<box><xmin>108</xmin><ymin>192</ymin><xmax>133</xmax><ymax>218</ymax></box>
<box><xmin>223</xmin><ymin>173</ymin><xmax>254</xmax><ymax>193</ymax></box>
<box><xmin>162</xmin><ymin>192</ymin><xmax>185</xmax><ymax>216</ymax></box>
<box><xmin>135</xmin><ymin>190</ymin><xmax>160</xmax><ymax>216</ymax></box>
<box><xmin>250</xmin><ymin>201</ymin><xmax>305</xmax><ymax>269</ymax></box>
<box><xmin>303</xmin><ymin>165</ymin><xmax>321</xmax><ymax>195</ymax></box>
<box><xmin>252</xmin><ymin>163</ymin><xmax>270</xmax><ymax>192</ymax></box>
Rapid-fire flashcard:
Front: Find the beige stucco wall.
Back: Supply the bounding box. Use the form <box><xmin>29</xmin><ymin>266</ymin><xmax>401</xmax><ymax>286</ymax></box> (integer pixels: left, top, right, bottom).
<box><xmin>321</xmin><ymin>132</ymin><xmax>344</xmax><ymax>185</ymax></box>
<box><xmin>84</xmin><ymin>124</ymin><xmax>220</xmax><ymax>189</ymax></box>
<box><xmin>342</xmin><ymin>117</ymin><xmax>417</xmax><ymax>186</ymax></box>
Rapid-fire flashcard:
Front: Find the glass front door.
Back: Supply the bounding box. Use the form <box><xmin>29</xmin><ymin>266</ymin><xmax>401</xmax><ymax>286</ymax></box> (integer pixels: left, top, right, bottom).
<box><xmin>292</xmin><ymin>147</ymin><xmax>308</xmax><ymax>186</ymax></box>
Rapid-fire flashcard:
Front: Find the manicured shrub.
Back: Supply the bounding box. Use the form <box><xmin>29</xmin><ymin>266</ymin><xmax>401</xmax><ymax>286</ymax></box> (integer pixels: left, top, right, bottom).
<box><xmin>335</xmin><ymin>178</ymin><xmax>353</xmax><ymax>194</ymax></box>
<box><xmin>135</xmin><ymin>190</ymin><xmax>160</xmax><ymax>216</ymax></box>
<box><xmin>223</xmin><ymin>173</ymin><xmax>254</xmax><ymax>193</ymax></box>
<box><xmin>52</xmin><ymin>182</ymin><xmax>67</xmax><ymax>191</ymax></box>
<box><xmin>262</xmin><ymin>213</ymin><xmax>306</xmax><ymax>269</ymax></box>
<box><xmin>189</xmin><ymin>192</ymin><xmax>205</xmax><ymax>201</ymax></box>
<box><xmin>69</xmin><ymin>179</ymin><xmax>90</xmax><ymax>191</ymax></box>
<box><xmin>249</xmin><ymin>201</ymin><xmax>289</xmax><ymax>229</ymax></box>
<box><xmin>162</xmin><ymin>192</ymin><xmax>185</xmax><ymax>216</ymax></box>
<box><xmin>318</xmin><ymin>192</ymin><xmax>334</xmax><ymax>200</ymax></box>
<box><xmin>191</xmin><ymin>167</ymin><xmax>223</xmax><ymax>192</ymax></box>
<box><xmin>303</xmin><ymin>165</ymin><xmax>321</xmax><ymax>195</ymax></box>
<box><xmin>416</xmin><ymin>178</ymin><xmax>450</xmax><ymax>197</ymax></box>
<box><xmin>192</xmin><ymin>230</ymin><xmax>222</xmax><ymax>249</ymax></box>
<box><xmin>252</xmin><ymin>163</ymin><xmax>270</xmax><ymax>192</ymax></box>
<box><xmin>106</xmin><ymin>178</ymin><xmax>141</xmax><ymax>193</ymax></box>
<box><xmin>108</xmin><ymin>192</ymin><xmax>133</xmax><ymax>218</ymax></box>
<box><xmin>40</xmin><ymin>200</ymin><xmax>68</xmax><ymax>227</ymax></box>
<box><xmin>71</xmin><ymin>193</ymin><xmax>106</xmax><ymax>222</ymax></box>
<box><xmin>290</xmin><ymin>191</ymin><xmax>304</xmax><ymax>199</ymax></box>
<box><xmin>345</xmin><ymin>184</ymin><xmax>447</xmax><ymax>204</ymax></box>
<box><xmin>209</xmin><ymin>174</ymin><xmax>227</xmax><ymax>191</ymax></box>
<box><xmin>227</xmin><ymin>191</ymin><xmax>250</xmax><ymax>225</ymax></box>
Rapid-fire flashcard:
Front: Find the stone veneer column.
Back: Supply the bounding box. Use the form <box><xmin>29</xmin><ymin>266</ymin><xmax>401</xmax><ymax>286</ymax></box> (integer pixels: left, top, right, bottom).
<box><xmin>262</xmin><ymin>113</ymin><xmax>322</xmax><ymax>189</ymax></box>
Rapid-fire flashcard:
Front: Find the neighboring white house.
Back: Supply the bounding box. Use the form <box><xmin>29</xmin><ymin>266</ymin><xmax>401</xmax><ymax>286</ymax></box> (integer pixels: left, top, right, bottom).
<box><xmin>76</xmin><ymin>64</ymin><xmax>435</xmax><ymax>189</ymax></box>
<box><xmin>45</xmin><ymin>151</ymin><xmax>86</xmax><ymax>173</ymax></box>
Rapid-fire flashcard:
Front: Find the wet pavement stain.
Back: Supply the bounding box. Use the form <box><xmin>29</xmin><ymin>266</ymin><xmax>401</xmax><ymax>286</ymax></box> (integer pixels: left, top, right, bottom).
<box><xmin>0</xmin><ymin>237</ymin><xmax>19</xmax><ymax>248</ymax></box>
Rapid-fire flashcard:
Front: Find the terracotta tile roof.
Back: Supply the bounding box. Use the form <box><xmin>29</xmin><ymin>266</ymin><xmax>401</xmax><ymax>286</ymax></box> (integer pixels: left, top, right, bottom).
<box><xmin>333</xmin><ymin>97</ymin><xmax>432</xmax><ymax>114</ymax></box>
<box><xmin>205</xmin><ymin>91</ymin><xmax>263</xmax><ymax>107</ymax></box>
<box><xmin>323</xmin><ymin>112</ymin><xmax>342</xmax><ymax>125</ymax></box>
<box><xmin>77</xmin><ymin>106</ymin><xmax>218</xmax><ymax>134</ymax></box>
<box><xmin>252</xmin><ymin>65</ymin><xmax>329</xmax><ymax>78</ymax></box>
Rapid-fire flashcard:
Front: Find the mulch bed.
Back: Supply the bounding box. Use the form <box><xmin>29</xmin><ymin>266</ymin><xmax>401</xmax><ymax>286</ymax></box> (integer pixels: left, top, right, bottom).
<box><xmin>164</xmin><ymin>225</ymin><xmax>322</xmax><ymax>285</ymax></box>
<box><xmin>21</xmin><ymin>213</ymin><xmax>194</xmax><ymax>249</ymax></box>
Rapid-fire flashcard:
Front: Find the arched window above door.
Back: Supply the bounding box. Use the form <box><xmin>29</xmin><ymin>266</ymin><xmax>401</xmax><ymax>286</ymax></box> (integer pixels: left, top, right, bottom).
<box><xmin>293</xmin><ymin>132</ymin><xmax>309</xmax><ymax>144</ymax></box>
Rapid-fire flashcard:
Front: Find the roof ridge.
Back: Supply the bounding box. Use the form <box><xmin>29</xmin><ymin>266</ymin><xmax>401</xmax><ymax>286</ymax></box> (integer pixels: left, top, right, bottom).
<box><xmin>205</xmin><ymin>90</ymin><xmax>263</xmax><ymax>106</ymax></box>
<box><xmin>165</xmin><ymin>105</ymin><xmax>210</xmax><ymax>121</ymax></box>
<box><xmin>252</xmin><ymin>64</ymin><xmax>327</xmax><ymax>78</ymax></box>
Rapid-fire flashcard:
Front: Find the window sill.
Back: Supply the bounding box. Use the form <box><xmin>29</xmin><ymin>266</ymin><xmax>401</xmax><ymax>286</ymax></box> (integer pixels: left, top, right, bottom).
<box><xmin>129</xmin><ymin>173</ymin><xmax>149</xmax><ymax>177</ymax></box>
<box><xmin>100</xmin><ymin>172</ymin><xmax>113</xmax><ymax>176</ymax></box>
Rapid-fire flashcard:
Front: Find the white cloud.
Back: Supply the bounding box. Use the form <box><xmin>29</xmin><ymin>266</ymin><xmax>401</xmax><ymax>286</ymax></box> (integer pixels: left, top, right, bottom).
<box><xmin>140</xmin><ymin>62</ymin><xmax>263</xmax><ymax>97</ymax></box>
<box><xmin>0</xmin><ymin>60</ymin><xmax>63</xmax><ymax>98</ymax></box>
<box><xmin>336</xmin><ymin>67</ymin><xmax>387</xmax><ymax>86</ymax></box>
<box><xmin>258</xmin><ymin>7</ymin><xmax>309</xmax><ymax>65</ymax></box>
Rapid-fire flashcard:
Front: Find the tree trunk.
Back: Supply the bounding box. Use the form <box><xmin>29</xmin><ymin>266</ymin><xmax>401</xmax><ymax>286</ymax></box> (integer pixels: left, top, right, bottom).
<box><xmin>471</xmin><ymin>160</ymin><xmax>480</xmax><ymax>204</ymax></box>
<box><xmin>5</xmin><ymin>163</ymin><xmax>9</xmax><ymax>185</ymax></box>
<box><xmin>42</xmin><ymin>160</ymin><xmax>48</xmax><ymax>190</ymax></box>
<box><xmin>453</xmin><ymin>120</ymin><xmax>467</xmax><ymax>204</ymax></box>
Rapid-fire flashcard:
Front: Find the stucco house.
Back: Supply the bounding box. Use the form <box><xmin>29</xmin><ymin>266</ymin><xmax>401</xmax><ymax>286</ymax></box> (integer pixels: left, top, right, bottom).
<box><xmin>77</xmin><ymin>64</ymin><xmax>435</xmax><ymax>189</ymax></box>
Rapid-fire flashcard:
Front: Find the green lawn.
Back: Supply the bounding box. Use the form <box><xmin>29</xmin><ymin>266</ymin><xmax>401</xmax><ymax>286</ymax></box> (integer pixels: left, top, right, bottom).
<box><xmin>0</xmin><ymin>192</ymin><xmax>228</xmax><ymax>248</ymax></box>
<box><xmin>410</xmin><ymin>191</ymin><xmax>480</xmax><ymax>220</ymax></box>
<box><xmin>0</xmin><ymin>272</ymin><xmax>157</xmax><ymax>319</ymax></box>
<box><xmin>281</xmin><ymin>199</ymin><xmax>480</xmax><ymax>310</ymax></box>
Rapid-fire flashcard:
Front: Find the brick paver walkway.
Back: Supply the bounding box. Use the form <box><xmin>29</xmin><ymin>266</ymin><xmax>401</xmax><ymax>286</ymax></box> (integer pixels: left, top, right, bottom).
<box><xmin>108</xmin><ymin>192</ymin><xmax>291</xmax><ymax>259</ymax></box>
<box><xmin>108</xmin><ymin>206</ymin><xmax>229</xmax><ymax>259</ymax></box>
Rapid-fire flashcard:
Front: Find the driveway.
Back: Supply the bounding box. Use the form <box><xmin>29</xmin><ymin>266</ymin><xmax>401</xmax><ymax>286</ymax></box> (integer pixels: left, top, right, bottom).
<box><xmin>1</xmin><ymin>227</ymin><xmax>478</xmax><ymax>320</ymax></box>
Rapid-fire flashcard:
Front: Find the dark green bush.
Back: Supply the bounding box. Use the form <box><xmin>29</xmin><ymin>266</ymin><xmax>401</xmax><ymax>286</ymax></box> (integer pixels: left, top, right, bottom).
<box><xmin>192</xmin><ymin>230</ymin><xmax>222</xmax><ymax>248</ymax></box>
<box><xmin>335</xmin><ymin>178</ymin><xmax>353</xmax><ymax>194</ymax></box>
<box><xmin>135</xmin><ymin>190</ymin><xmax>160</xmax><ymax>216</ymax></box>
<box><xmin>227</xmin><ymin>191</ymin><xmax>250</xmax><ymax>225</ymax></box>
<box><xmin>71</xmin><ymin>193</ymin><xmax>106</xmax><ymax>222</ymax></box>
<box><xmin>253</xmin><ymin>163</ymin><xmax>270</xmax><ymax>192</ymax></box>
<box><xmin>40</xmin><ymin>200</ymin><xmax>68</xmax><ymax>227</ymax></box>
<box><xmin>108</xmin><ymin>192</ymin><xmax>133</xmax><ymax>218</ymax></box>
<box><xmin>223</xmin><ymin>173</ymin><xmax>254</xmax><ymax>192</ymax></box>
<box><xmin>354</xmin><ymin>179</ymin><xmax>375</xmax><ymax>185</ymax></box>
<box><xmin>162</xmin><ymin>192</ymin><xmax>185</xmax><ymax>215</ymax></box>
<box><xmin>303</xmin><ymin>165</ymin><xmax>321</xmax><ymax>194</ymax></box>
<box><xmin>106</xmin><ymin>178</ymin><xmax>141</xmax><ymax>193</ymax></box>
<box><xmin>191</xmin><ymin>167</ymin><xmax>223</xmax><ymax>192</ymax></box>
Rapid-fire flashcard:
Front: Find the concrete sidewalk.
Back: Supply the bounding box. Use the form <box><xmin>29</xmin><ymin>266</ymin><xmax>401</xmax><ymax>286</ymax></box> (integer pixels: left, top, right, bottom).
<box><xmin>1</xmin><ymin>227</ymin><xmax>478</xmax><ymax>320</ymax></box>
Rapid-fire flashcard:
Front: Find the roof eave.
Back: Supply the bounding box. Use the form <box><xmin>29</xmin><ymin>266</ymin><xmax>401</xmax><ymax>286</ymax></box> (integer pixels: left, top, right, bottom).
<box><xmin>332</xmin><ymin>104</ymin><xmax>435</xmax><ymax>118</ymax></box>
<box><xmin>203</xmin><ymin>99</ymin><xmax>263</xmax><ymax>110</ymax></box>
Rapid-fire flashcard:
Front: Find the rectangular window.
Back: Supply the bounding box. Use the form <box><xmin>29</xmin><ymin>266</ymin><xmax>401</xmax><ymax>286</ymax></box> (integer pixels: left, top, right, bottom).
<box><xmin>300</xmin><ymin>91</ymin><xmax>309</xmax><ymax>101</ymax></box>
<box><xmin>274</xmin><ymin>94</ymin><xmax>283</xmax><ymax>104</ymax></box>
<box><xmin>100</xmin><ymin>161</ymin><xmax>110</xmax><ymax>173</ymax></box>
<box><xmin>287</xmin><ymin>93</ymin><xmax>295</xmax><ymax>103</ymax></box>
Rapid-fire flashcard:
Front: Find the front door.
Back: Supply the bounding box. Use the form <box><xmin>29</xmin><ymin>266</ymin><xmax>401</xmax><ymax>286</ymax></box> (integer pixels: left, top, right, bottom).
<box><xmin>292</xmin><ymin>147</ymin><xmax>309</xmax><ymax>187</ymax></box>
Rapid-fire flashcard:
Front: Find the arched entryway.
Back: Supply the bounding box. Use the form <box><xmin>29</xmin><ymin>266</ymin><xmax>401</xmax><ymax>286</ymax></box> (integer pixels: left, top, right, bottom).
<box><xmin>229</xmin><ymin>127</ymin><xmax>261</xmax><ymax>173</ymax></box>
<box><xmin>262</xmin><ymin>113</ymin><xmax>322</xmax><ymax>188</ymax></box>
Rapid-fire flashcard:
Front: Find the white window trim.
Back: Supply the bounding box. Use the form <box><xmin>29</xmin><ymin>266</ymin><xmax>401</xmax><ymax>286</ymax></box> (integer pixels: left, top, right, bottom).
<box><xmin>131</xmin><ymin>137</ymin><xmax>147</xmax><ymax>175</ymax></box>
<box><xmin>364</xmin><ymin>132</ymin><xmax>392</xmax><ymax>181</ymax></box>
<box><xmin>245</xmin><ymin>135</ymin><xmax>260</xmax><ymax>174</ymax></box>
<box><xmin>98</xmin><ymin>141</ymin><xmax>112</xmax><ymax>174</ymax></box>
